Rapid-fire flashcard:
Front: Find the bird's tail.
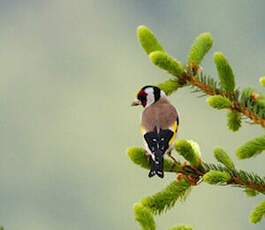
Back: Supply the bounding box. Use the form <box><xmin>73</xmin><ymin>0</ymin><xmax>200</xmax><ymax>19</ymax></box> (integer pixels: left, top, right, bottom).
<box><xmin>148</xmin><ymin>150</ymin><xmax>164</xmax><ymax>178</ymax></box>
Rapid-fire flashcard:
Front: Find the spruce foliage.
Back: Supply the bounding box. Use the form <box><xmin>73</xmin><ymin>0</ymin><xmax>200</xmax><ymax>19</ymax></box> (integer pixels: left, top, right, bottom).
<box><xmin>227</xmin><ymin>111</ymin><xmax>242</xmax><ymax>131</ymax></box>
<box><xmin>168</xmin><ymin>225</ymin><xmax>193</xmax><ymax>230</ymax></box>
<box><xmin>134</xmin><ymin>203</ymin><xmax>156</xmax><ymax>230</ymax></box>
<box><xmin>235</xmin><ymin>135</ymin><xmax>265</xmax><ymax>159</ymax></box>
<box><xmin>128</xmin><ymin>25</ymin><xmax>265</xmax><ymax>229</ymax></box>
<box><xmin>207</xmin><ymin>95</ymin><xmax>232</xmax><ymax>109</ymax></box>
<box><xmin>175</xmin><ymin>139</ymin><xmax>201</xmax><ymax>167</ymax></box>
<box><xmin>260</xmin><ymin>77</ymin><xmax>265</xmax><ymax>88</ymax></box>
<box><xmin>137</xmin><ymin>25</ymin><xmax>164</xmax><ymax>55</ymax></box>
<box><xmin>203</xmin><ymin>170</ymin><xmax>231</xmax><ymax>184</ymax></box>
<box><xmin>214</xmin><ymin>147</ymin><xmax>235</xmax><ymax>170</ymax></box>
<box><xmin>187</xmin><ymin>32</ymin><xmax>213</xmax><ymax>65</ymax></box>
<box><xmin>250</xmin><ymin>200</ymin><xmax>265</xmax><ymax>224</ymax></box>
<box><xmin>150</xmin><ymin>51</ymin><xmax>184</xmax><ymax>78</ymax></box>
<box><xmin>213</xmin><ymin>52</ymin><xmax>235</xmax><ymax>93</ymax></box>
<box><xmin>141</xmin><ymin>179</ymin><xmax>191</xmax><ymax>215</ymax></box>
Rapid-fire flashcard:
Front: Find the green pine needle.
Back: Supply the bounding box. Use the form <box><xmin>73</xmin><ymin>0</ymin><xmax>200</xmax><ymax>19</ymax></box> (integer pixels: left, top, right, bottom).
<box><xmin>175</xmin><ymin>139</ymin><xmax>201</xmax><ymax>167</ymax></box>
<box><xmin>240</xmin><ymin>87</ymin><xmax>255</xmax><ymax>99</ymax></box>
<box><xmin>134</xmin><ymin>203</ymin><xmax>156</xmax><ymax>230</ymax></box>
<box><xmin>127</xmin><ymin>147</ymin><xmax>181</xmax><ymax>172</ymax></box>
<box><xmin>137</xmin><ymin>25</ymin><xmax>164</xmax><ymax>55</ymax></box>
<box><xmin>127</xmin><ymin>147</ymin><xmax>150</xmax><ymax>170</ymax></box>
<box><xmin>157</xmin><ymin>79</ymin><xmax>181</xmax><ymax>96</ymax></box>
<box><xmin>235</xmin><ymin>135</ymin><xmax>265</xmax><ymax>159</ymax></box>
<box><xmin>245</xmin><ymin>188</ymin><xmax>259</xmax><ymax>197</ymax></box>
<box><xmin>260</xmin><ymin>77</ymin><xmax>265</xmax><ymax>88</ymax></box>
<box><xmin>227</xmin><ymin>111</ymin><xmax>242</xmax><ymax>132</ymax></box>
<box><xmin>168</xmin><ymin>224</ymin><xmax>193</xmax><ymax>230</ymax></box>
<box><xmin>207</xmin><ymin>95</ymin><xmax>232</xmax><ymax>109</ymax></box>
<box><xmin>250</xmin><ymin>200</ymin><xmax>265</xmax><ymax>224</ymax></box>
<box><xmin>203</xmin><ymin>170</ymin><xmax>231</xmax><ymax>184</ymax></box>
<box><xmin>203</xmin><ymin>162</ymin><xmax>265</xmax><ymax>191</ymax></box>
<box><xmin>141</xmin><ymin>179</ymin><xmax>191</xmax><ymax>215</ymax></box>
<box><xmin>188</xmin><ymin>32</ymin><xmax>213</xmax><ymax>65</ymax></box>
<box><xmin>150</xmin><ymin>51</ymin><xmax>184</xmax><ymax>78</ymax></box>
<box><xmin>214</xmin><ymin>147</ymin><xmax>235</xmax><ymax>170</ymax></box>
<box><xmin>239</xmin><ymin>87</ymin><xmax>265</xmax><ymax>119</ymax></box>
<box><xmin>214</xmin><ymin>52</ymin><xmax>235</xmax><ymax>93</ymax></box>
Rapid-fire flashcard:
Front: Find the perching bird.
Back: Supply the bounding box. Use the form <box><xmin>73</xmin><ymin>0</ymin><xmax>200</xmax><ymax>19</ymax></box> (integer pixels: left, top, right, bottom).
<box><xmin>132</xmin><ymin>85</ymin><xmax>179</xmax><ymax>178</ymax></box>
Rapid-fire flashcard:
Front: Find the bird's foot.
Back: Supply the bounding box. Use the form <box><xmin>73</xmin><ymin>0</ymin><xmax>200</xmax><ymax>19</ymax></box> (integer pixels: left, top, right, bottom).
<box><xmin>168</xmin><ymin>151</ymin><xmax>180</xmax><ymax>169</ymax></box>
<box><xmin>145</xmin><ymin>151</ymin><xmax>151</xmax><ymax>164</ymax></box>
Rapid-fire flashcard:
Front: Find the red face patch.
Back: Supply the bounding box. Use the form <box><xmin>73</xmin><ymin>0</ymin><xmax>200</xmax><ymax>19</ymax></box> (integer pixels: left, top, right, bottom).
<box><xmin>137</xmin><ymin>90</ymin><xmax>147</xmax><ymax>107</ymax></box>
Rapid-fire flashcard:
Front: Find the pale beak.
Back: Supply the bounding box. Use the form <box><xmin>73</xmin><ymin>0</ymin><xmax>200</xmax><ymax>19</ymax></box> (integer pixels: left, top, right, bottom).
<box><xmin>131</xmin><ymin>99</ymin><xmax>141</xmax><ymax>106</ymax></box>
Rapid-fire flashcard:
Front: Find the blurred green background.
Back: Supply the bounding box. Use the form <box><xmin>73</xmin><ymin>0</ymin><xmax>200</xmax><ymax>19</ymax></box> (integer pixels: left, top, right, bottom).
<box><xmin>0</xmin><ymin>0</ymin><xmax>264</xmax><ymax>229</ymax></box>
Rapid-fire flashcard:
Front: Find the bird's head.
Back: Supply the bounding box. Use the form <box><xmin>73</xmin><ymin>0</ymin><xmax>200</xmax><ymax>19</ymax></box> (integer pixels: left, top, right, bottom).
<box><xmin>131</xmin><ymin>85</ymin><xmax>165</xmax><ymax>108</ymax></box>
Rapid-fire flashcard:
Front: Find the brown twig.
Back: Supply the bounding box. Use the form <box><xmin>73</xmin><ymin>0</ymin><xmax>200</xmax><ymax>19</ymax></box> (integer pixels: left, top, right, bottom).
<box><xmin>174</xmin><ymin>161</ymin><xmax>265</xmax><ymax>194</ymax></box>
<box><xmin>182</xmin><ymin>65</ymin><xmax>265</xmax><ymax>128</ymax></box>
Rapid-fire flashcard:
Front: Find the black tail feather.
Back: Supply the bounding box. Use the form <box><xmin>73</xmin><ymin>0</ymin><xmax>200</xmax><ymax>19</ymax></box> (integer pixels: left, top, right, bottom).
<box><xmin>144</xmin><ymin>127</ymin><xmax>171</xmax><ymax>179</ymax></box>
<box><xmin>148</xmin><ymin>152</ymin><xmax>164</xmax><ymax>178</ymax></box>
<box><xmin>156</xmin><ymin>157</ymin><xmax>164</xmax><ymax>178</ymax></box>
<box><xmin>148</xmin><ymin>159</ymin><xmax>156</xmax><ymax>177</ymax></box>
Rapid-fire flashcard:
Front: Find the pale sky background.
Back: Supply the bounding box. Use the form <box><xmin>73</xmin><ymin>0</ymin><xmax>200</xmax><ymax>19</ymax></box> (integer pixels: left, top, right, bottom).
<box><xmin>0</xmin><ymin>1</ymin><xmax>264</xmax><ymax>230</ymax></box>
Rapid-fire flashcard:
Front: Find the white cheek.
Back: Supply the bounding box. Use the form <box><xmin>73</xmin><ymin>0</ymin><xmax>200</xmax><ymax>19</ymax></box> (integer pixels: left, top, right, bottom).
<box><xmin>145</xmin><ymin>88</ymin><xmax>155</xmax><ymax>107</ymax></box>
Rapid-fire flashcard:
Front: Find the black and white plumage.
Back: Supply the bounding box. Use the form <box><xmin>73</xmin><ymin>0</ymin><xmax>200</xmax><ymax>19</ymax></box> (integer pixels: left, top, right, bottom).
<box><xmin>144</xmin><ymin>128</ymin><xmax>174</xmax><ymax>178</ymax></box>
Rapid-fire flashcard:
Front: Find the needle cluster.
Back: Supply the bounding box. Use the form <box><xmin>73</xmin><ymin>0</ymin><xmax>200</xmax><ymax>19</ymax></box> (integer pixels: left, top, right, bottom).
<box><xmin>128</xmin><ymin>25</ymin><xmax>265</xmax><ymax>230</ymax></box>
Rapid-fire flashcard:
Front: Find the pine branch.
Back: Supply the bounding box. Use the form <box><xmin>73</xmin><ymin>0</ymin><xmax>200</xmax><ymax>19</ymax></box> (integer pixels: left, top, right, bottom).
<box><xmin>127</xmin><ymin>146</ymin><xmax>265</xmax><ymax>194</ymax></box>
<box><xmin>127</xmin><ymin>147</ymin><xmax>181</xmax><ymax>173</ymax></box>
<box><xmin>202</xmin><ymin>163</ymin><xmax>265</xmax><ymax>194</ymax></box>
<box><xmin>132</xmin><ymin>25</ymin><xmax>265</xmax><ymax>229</ymax></box>
<box><xmin>188</xmin><ymin>71</ymin><xmax>265</xmax><ymax>128</ymax></box>
<box><xmin>260</xmin><ymin>77</ymin><xmax>265</xmax><ymax>88</ymax></box>
<box><xmin>213</xmin><ymin>147</ymin><xmax>235</xmax><ymax>170</ymax></box>
<box><xmin>235</xmin><ymin>135</ymin><xmax>265</xmax><ymax>159</ymax></box>
<box><xmin>141</xmin><ymin>179</ymin><xmax>191</xmax><ymax>215</ymax></box>
<box><xmin>175</xmin><ymin>139</ymin><xmax>201</xmax><ymax>167</ymax></box>
<box><xmin>134</xmin><ymin>203</ymin><xmax>156</xmax><ymax>230</ymax></box>
<box><xmin>137</xmin><ymin>25</ymin><xmax>265</xmax><ymax>129</ymax></box>
<box><xmin>187</xmin><ymin>32</ymin><xmax>213</xmax><ymax>65</ymax></box>
<box><xmin>168</xmin><ymin>225</ymin><xmax>193</xmax><ymax>230</ymax></box>
<box><xmin>214</xmin><ymin>52</ymin><xmax>235</xmax><ymax>93</ymax></box>
<box><xmin>227</xmin><ymin>110</ymin><xmax>242</xmax><ymax>131</ymax></box>
<box><xmin>250</xmin><ymin>200</ymin><xmax>265</xmax><ymax>224</ymax></box>
<box><xmin>203</xmin><ymin>170</ymin><xmax>231</xmax><ymax>184</ymax></box>
<box><xmin>137</xmin><ymin>25</ymin><xmax>164</xmax><ymax>55</ymax></box>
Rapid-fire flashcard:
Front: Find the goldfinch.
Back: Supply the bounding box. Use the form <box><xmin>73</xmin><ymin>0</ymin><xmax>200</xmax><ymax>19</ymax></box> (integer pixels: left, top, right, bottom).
<box><xmin>132</xmin><ymin>86</ymin><xmax>179</xmax><ymax>178</ymax></box>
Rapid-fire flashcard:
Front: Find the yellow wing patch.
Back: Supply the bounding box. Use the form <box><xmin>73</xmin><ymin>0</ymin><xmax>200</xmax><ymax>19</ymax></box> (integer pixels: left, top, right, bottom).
<box><xmin>141</xmin><ymin>123</ymin><xmax>178</xmax><ymax>146</ymax></box>
<box><xmin>169</xmin><ymin>121</ymin><xmax>178</xmax><ymax>145</ymax></box>
<box><xmin>141</xmin><ymin>126</ymin><xmax>146</xmax><ymax>135</ymax></box>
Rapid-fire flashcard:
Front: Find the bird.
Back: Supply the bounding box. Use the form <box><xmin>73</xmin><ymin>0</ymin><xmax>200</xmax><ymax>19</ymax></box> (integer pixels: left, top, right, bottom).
<box><xmin>131</xmin><ymin>85</ymin><xmax>179</xmax><ymax>178</ymax></box>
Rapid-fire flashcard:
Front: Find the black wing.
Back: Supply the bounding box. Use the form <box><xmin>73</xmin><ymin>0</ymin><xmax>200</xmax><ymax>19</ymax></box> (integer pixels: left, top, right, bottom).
<box><xmin>144</xmin><ymin>127</ymin><xmax>174</xmax><ymax>154</ymax></box>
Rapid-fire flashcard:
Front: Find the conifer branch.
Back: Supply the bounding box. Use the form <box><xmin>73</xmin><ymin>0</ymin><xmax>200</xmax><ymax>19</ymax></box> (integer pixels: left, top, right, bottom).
<box><xmin>141</xmin><ymin>179</ymin><xmax>191</xmax><ymax>215</ymax></box>
<box><xmin>260</xmin><ymin>77</ymin><xmax>265</xmax><ymax>88</ymax></box>
<box><xmin>137</xmin><ymin>25</ymin><xmax>265</xmax><ymax>129</ymax></box>
<box><xmin>130</xmin><ymin>25</ymin><xmax>265</xmax><ymax>229</ymax></box>
<box><xmin>134</xmin><ymin>203</ymin><xmax>156</xmax><ymax>230</ymax></box>
<box><xmin>213</xmin><ymin>147</ymin><xmax>235</xmax><ymax>170</ymax></box>
<box><xmin>227</xmin><ymin>111</ymin><xmax>241</xmax><ymax>131</ymax></box>
<box><xmin>127</xmin><ymin>146</ymin><xmax>265</xmax><ymax>194</ymax></box>
<box><xmin>168</xmin><ymin>225</ymin><xmax>193</xmax><ymax>230</ymax></box>
<box><xmin>187</xmin><ymin>70</ymin><xmax>265</xmax><ymax>128</ymax></box>
<box><xmin>235</xmin><ymin>135</ymin><xmax>265</xmax><ymax>159</ymax></box>
<box><xmin>250</xmin><ymin>200</ymin><xmax>265</xmax><ymax>224</ymax></box>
